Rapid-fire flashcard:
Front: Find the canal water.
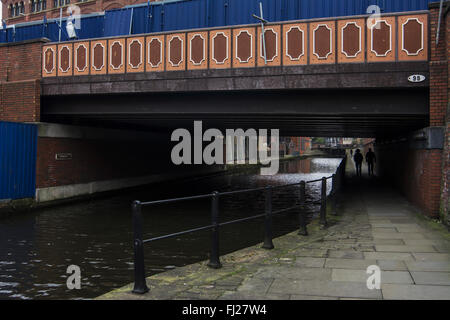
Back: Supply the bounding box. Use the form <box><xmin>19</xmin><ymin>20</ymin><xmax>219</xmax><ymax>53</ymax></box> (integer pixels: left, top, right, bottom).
<box><xmin>0</xmin><ymin>157</ymin><xmax>342</xmax><ymax>300</ymax></box>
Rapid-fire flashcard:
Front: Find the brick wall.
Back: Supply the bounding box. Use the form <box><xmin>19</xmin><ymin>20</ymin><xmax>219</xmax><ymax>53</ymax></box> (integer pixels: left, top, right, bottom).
<box><xmin>376</xmin><ymin>142</ymin><xmax>443</xmax><ymax>218</ymax></box>
<box><xmin>4</xmin><ymin>0</ymin><xmax>160</xmax><ymax>24</ymax></box>
<box><xmin>440</xmin><ymin>6</ymin><xmax>450</xmax><ymax>224</ymax></box>
<box><xmin>0</xmin><ymin>39</ymin><xmax>44</xmax><ymax>82</ymax></box>
<box><xmin>36</xmin><ymin>135</ymin><xmax>186</xmax><ymax>189</ymax></box>
<box><xmin>0</xmin><ymin>39</ymin><xmax>45</xmax><ymax>122</ymax></box>
<box><xmin>0</xmin><ymin>80</ymin><xmax>40</xmax><ymax>122</ymax></box>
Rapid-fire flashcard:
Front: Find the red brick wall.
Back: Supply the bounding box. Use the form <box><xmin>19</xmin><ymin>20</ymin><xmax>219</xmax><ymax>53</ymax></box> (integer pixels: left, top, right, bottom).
<box><xmin>429</xmin><ymin>4</ymin><xmax>448</xmax><ymax>127</ymax></box>
<box><xmin>4</xmin><ymin>0</ymin><xmax>160</xmax><ymax>24</ymax></box>
<box><xmin>440</xmin><ymin>7</ymin><xmax>450</xmax><ymax>224</ymax></box>
<box><xmin>376</xmin><ymin>143</ymin><xmax>443</xmax><ymax>218</ymax></box>
<box><xmin>0</xmin><ymin>39</ymin><xmax>44</xmax><ymax>122</ymax></box>
<box><xmin>0</xmin><ymin>80</ymin><xmax>41</xmax><ymax>122</ymax></box>
<box><xmin>0</xmin><ymin>40</ymin><xmax>44</xmax><ymax>82</ymax></box>
<box><xmin>36</xmin><ymin>136</ymin><xmax>185</xmax><ymax>189</ymax></box>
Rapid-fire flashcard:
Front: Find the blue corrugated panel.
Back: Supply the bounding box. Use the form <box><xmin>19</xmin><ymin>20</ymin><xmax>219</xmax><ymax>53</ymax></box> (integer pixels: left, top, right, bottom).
<box><xmin>104</xmin><ymin>8</ymin><xmax>133</xmax><ymax>36</ymax></box>
<box><xmin>0</xmin><ymin>0</ymin><xmax>437</xmax><ymax>44</ymax></box>
<box><xmin>0</xmin><ymin>121</ymin><xmax>37</xmax><ymax>200</ymax></box>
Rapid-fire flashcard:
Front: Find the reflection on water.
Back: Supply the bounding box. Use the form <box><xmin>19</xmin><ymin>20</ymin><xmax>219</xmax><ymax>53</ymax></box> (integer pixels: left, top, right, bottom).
<box><xmin>0</xmin><ymin>157</ymin><xmax>342</xmax><ymax>300</ymax></box>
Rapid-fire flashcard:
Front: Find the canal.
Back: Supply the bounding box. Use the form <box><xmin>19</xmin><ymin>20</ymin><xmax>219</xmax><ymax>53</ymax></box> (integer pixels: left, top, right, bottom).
<box><xmin>0</xmin><ymin>156</ymin><xmax>342</xmax><ymax>300</ymax></box>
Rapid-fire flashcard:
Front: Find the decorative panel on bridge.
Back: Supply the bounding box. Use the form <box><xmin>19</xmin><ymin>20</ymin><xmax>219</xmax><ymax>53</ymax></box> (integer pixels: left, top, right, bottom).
<box><xmin>257</xmin><ymin>25</ymin><xmax>281</xmax><ymax>67</ymax></box>
<box><xmin>398</xmin><ymin>14</ymin><xmax>428</xmax><ymax>61</ymax></box>
<box><xmin>42</xmin><ymin>12</ymin><xmax>429</xmax><ymax>77</ymax></box>
<box><xmin>127</xmin><ymin>37</ymin><xmax>145</xmax><ymax>73</ymax></box>
<box><xmin>57</xmin><ymin>43</ymin><xmax>72</xmax><ymax>77</ymax></box>
<box><xmin>146</xmin><ymin>35</ymin><xmax>165</xmax><ymax>72</ymax></box>
<box><xmin>188</xmin><ymin>31</ymin><xmax>208</xmax><ymax>70</ymax></box>
<box><xmin>209</xmin><ymin>30</ymin><xmax>231</xmax><ymax>69</ymax></box>
<box><xmin>310</xmin><ymin>21</ymin><xmax>336</xmax><ymax>64</ymax></box>
<box><xmin>90</xmin><ymin>40</ymin><xmax>107</xmax><ymax>75</ymax></box>
<box><xmin>338</xmin><ymin>19</ymin><xmax>365</xmax><ymax>63</ymax></box>
<box><xmin>282</xmin><ymin>23</ymin><xmax>308</xmax><ymax>66</ymax></box>
<box><xmin>108</xmin><ymin>38</ymin><xmax>126</xmax><ymax>74</ymax></box>
<box><xmin>166</xmin><ymin>33</ymin><xmax>186</xmax><ymax>71</ymax></box>
<box><xmin>74</xmin><ymin>42</ymin><xmax>90</xmax><ymax>76</ymax></box>
<box><xmin>233</xmin><ymin>27</ymin><xmax>256</xmax><ymax>68</ymax></box>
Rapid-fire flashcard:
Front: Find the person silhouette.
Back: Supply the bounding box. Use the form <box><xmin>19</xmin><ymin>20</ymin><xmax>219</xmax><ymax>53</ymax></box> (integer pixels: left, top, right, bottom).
<box><xmin>353</xmin><ymin>149</ymin><xmax>363</xmax><ymax>177</ymax></box>
<box><xmin>366</xmin><ymin>148</ymin><xmax>376</xmax><ymax>176</ymax></box>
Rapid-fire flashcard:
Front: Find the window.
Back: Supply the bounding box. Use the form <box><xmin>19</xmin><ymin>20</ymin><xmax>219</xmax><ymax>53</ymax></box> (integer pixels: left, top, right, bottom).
<box><xmin>43</xmin><ymin>0</ymin><xmax>47</xmax><ymax>10</ymax></box>
<box><xmin>19</xmin><ymin>2</ymin><xmax>24</xmax><ymax>14</ymax></box>
<box><xmin>14</xmin><ymin>4</ymin><xmax>19</xmax><ymax>16</ymax></box>
<box><xmin>9</xmin><ymin>5</ymin><xmax>14</xmax><ymax>17</ymax></box>
<box><xmin>31</xmin><ymin>0</ymin><xmax>35</xmax><ymax>13</ymax></box>
<box><xmin>37</xmin><ymin>0</ymin><xmax>41</xmax><ymax>11</ymax></box>
<box><xmin>59</xmin><ymin>0</ymin><xmax>64</xmax><ymax>6</ymax></box>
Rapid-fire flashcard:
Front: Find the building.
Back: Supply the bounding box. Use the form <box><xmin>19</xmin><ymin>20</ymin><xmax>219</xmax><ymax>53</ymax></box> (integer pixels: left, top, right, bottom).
<box><xmin>1</xmin><ymin>0</ymin><xmax>159</xmax><ymax>25</ymax></box>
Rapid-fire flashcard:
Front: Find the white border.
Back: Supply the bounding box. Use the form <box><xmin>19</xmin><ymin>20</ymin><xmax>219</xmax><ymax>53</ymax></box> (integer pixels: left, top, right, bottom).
<box><xmin>341</xmin><ymin>22</ymin><xmax>362</xmax><ymax>58</ymax></box>
<box><xmin>148</xmin><ymin>37</ymin><xmax>163</xmax><ymax>68</ymax></box>
<box><xmin>313</xmin><ymin>24</ymin><xmax>333</xmax><ymax>60</ymax></box>
<box><xmin>58</xmin><ymin>45</ymin><xmax>71</xmax><ymax>73</ymax></box>
<box><xmin>43</xmin><ymin>47</ymin><xmax>56</xmax><ymax>74</ymax></box>
<box><xmin>370</xmin><ymin>19</ymin><xmax>392</xmax><ymax>57</ymax></box>
<box><xmin>91</xmin><ymin>42</ymin><xmax>105</xmax><ymax>71</ymax></box>
<box><xmin>285</xmin><ymin>26</ymin><xmax>305</xmax><ymax>61</ymax></box>
<box><xmin>168</xmin><ymin>36</ymin><xmax>184</xmax><ymax>67</ymax></box>
<box><xmin>401</xmin><ymin>18</ymin><xmax>424</xmax><ymax>56</ymax></box>
<box><xmin>75</xmin><ymin>44</ymin><xmax>87</xmax><ymax>72</ymax></box>
<box><xmin>212</xmin><ymin>32</ymin><xmax>229</xmax><ymax>64</ymax></box>
<box><xmin>189</xmin><ymin>34</ymin><xmax>205</xmax><ymax>66</ymax></box>
<box><xmin>128</xmin><ymin>39</ymin><xmax>143</xmax><ymax>69</ymax></box>
<box><xmin>259</xmin><ymin>28</ymin><xmax>278</xmax><ymax>62</ymax></box>
<box><xmin>235</xmin><ymin>30</ymin><xmax>253</xmax><ymax>63</ymax></box>
<box><xmin>110</xmin><ymin>40</ymin><xmax>124</xmax><ymax>70</ymax></box>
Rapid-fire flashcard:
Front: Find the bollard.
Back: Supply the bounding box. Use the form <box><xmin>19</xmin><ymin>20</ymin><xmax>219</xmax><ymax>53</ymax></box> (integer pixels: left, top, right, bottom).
<box><xmin>298</xmin><ymin>181</ymin><xmax>308</xmax><ymax>236</ymax></box>
<box><xmin>262</xmin><ymin>186</ymin><xmax>274</xmax><ymax>249</ymax></box>
<box><xmin>319</xmin><ymin>177</ymin><xmax>328</xmax><ymax>228</ymax></box>
<box><xmin>208</xmin><ymin>191</ymin><xmax>222</xmax><ymax>269</ymax></box>
<box><xmin>132</xmin><ymin>200</ymin><xmax>149</xmax><ymax>294</ymax></box>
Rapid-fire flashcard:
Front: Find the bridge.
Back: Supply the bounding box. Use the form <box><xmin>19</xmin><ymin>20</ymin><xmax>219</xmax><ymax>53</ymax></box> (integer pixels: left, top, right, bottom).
<box><xmin>0</xmin><ymin>2</ymin><xmax>448</xmax><ymax>226</ymax></box>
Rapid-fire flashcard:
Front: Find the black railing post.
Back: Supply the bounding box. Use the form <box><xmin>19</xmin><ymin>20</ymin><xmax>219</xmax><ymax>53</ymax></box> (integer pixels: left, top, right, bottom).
<box><xmin>319</xmin><ymin>177</ymin><xmax>328</xmax><ymax>228</ymax></box>
<box><xmin>262</xmin><ymin>186</ymin><xmax>274</xmax><ymax>249</ymax></box>
<box><xmin>132</xmin><ymin>200</ymin><xmax>149</xmax><ymax>294</ymax></box>
<box><xmin>208</xmin><ymin>191</ymin><xmax>222</xmax><ymax>269</ymax></box>
<box><xmin>298</xmin><ymin>181</ymin><xmax>308</xmax><ymax>236</ymax></box>
<box><xmin>331</xmin><ymin>173</ymin><xmax>337</xmax><ymax>215</ymax></box>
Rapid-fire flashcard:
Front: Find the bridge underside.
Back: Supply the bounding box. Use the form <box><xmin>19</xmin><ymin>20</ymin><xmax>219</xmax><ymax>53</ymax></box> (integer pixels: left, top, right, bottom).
<box><xmin>42</xmin><ymin>87</ymin><xmax>428</xmax><ymax>138</ymax></box>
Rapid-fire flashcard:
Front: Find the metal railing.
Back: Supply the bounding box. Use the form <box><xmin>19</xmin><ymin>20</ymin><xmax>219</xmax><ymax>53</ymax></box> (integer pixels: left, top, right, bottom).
<box><xmin>131</xmin><ymin>156</ymin><xmax>347</xmax><ymax>294</ymax></box>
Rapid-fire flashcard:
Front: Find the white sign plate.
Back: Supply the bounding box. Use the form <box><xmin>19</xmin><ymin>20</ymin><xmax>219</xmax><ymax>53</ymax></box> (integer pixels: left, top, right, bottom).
<box><xmin>408</xmin><ymin>75</ymin><xmax>426</xmax><ymax>83</ymax></box>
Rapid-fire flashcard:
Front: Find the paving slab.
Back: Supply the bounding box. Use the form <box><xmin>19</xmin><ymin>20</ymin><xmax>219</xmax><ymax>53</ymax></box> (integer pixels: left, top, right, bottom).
<box><xmin>405</xmin><ymin>261</ymin><xmax>450</xmax><ymax>272</ymax></box>
<box><xmin>377</xmin><ymin>260</ymin><xmax>408</xmax><ymax>271</ymax></box>
<box><xmin>294</xmin><ymin>257</ymin><xmax>326</xmax><ymax>268</ymax></box>
<box><xmin>290</xmin><ymin>294</ymin><xmax>338</xmax><ymax>300</ymax></box>
<box><xmin>413</xmin><ymin>253</ymin><xmax>450</xmax><ymax>262</ymax></box>
<box><xmin>364</xmin><ymin>252</ymin><xmax>414</xmax><ymax>261</ymax></box>
<box><xmin>269</xmin><ymin>279</ymin><xmax>382</xmax><ymax>299</ymax></box>
<box><xmin>324</xmin><ymin>258</ymin><xmax>377</xmax><ymax>270</ymax></box>
<box><xmin>252</xmin><ymin>266</ymin><xmax>332</xmax><ymax>281</ymax></box>
<box><xmin>382</xmin><ymin>284</ymin><xmax>450</xmax><ymax>300</ymax></box>
<box><xmin>372</xmin><ymin>232</ymin><xmax>425</xmax><ymax>240</ymax></box>
<box><xmin>410</xmin><ymin>272</ymin><xmax>450</xmax><ymax>286</ymax></box>
<box><xmin>327</xmin><ymin>250</ymin><xmax>365</xmax><ymax>259</ymax></box>
<box><xmin>331</xmin><ymin>269</ymin><xmax>413</xmax><ymax>284</ymax></box>
<box><xmin>375</xmin><ymin>245</ymin><xmax>436</xmax><ymax>253</ymax></box>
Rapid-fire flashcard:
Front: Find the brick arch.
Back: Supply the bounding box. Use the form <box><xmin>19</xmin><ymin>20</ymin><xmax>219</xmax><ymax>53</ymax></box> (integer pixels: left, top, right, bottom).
<box><xmin>102</xmin><ymin>2</ymin><xmax>123</xmax><ymax>11</ymax></box>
